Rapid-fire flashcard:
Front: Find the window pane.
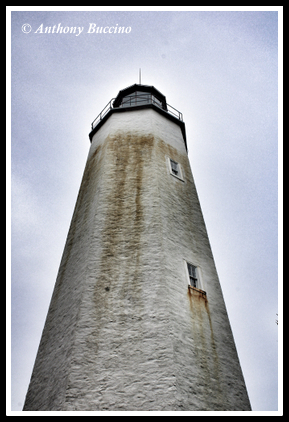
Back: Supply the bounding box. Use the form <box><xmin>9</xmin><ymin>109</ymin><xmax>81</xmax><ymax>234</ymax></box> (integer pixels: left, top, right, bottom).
<box><xmin>152</xmin><ymin>95</ymin><xmax>162</xmax><ymax>108</ymax></box>
<box><xmin>190</xmin><ymin>276</ymin><xmax>197</xmax><ymax>287</ymax></box>
<box><xmin>170</xmin><ymin>160</ymin><xmax>179</xmax><ymax>175</ymax></box>
<box><xmin>188</xmin><ymin>263</ymin><xmax>198</xmax><ymax>288</ymax></box>
<box><xmin>120</xmin><ymin>92</ymin><xmax>151</xmax><ymax>108</ymax></box>
<box><xmin>187</xmin><ymin>263</ymin><xmax>196</xmax><ymax>277</ymax></box>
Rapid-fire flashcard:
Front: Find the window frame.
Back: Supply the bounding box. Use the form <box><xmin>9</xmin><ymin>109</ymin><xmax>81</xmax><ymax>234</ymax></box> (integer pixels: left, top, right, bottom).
<box><xmin>184</xmin><ymin>260</ymin><xmax>205</xmax><ymax>293</ymax></box>
<box><xmin>168</xmin><ymin>157</ymin><xmax>184</xmax><ymax>181</ymax></box>
<box><xmin>187</xmin><ymin>262</ymin><xmax>198</xmax><ymax>288</ymax></box>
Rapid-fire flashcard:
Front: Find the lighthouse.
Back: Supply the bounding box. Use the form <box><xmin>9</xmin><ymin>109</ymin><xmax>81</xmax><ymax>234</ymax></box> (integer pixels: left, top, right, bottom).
<box><xmin>23</xmin><ymin>84</ymin><xmax>251</xmax><ymax>411</ymax></box>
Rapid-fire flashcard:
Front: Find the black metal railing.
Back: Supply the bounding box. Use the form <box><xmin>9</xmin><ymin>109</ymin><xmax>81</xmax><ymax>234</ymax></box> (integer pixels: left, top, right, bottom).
<box><xmin>91</xmin><ymin>95</ymin><xmax>183</xmax><ymax>130</ymax></box>
<box><xmin>91</xmin><ymin>98</ymin><xmax>116</xmax><ymax>130</ymax></box>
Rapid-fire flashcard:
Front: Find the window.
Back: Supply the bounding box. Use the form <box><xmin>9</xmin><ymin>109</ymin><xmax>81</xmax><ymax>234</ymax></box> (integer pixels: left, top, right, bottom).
<box><xmin>119</xmin><ymin>91</ymin><xmax>165</xmax><ymax>109</ymax></box>
<box><xmin>187</xmin><ymin>263</ymin><xmax>198</xmax><ymax>288</ymax></box>
<box><xmin>120</xmin><ymin>91</ymin><xmax>149</xmax><ymax>107</ymax></box>
<box><xmin>185</xmin><ymin>261</ymin><xmax>206</xmax><ymax>296</ymax></box>
<box><xmin>169</xmin><ymin>158</ymin><xmax>184</xmax><ymax>181</ymax></box>
<box><xmin>170</xmin><ymin>159</ymin><xmax>179</xmax><ymax>176</ymax></box>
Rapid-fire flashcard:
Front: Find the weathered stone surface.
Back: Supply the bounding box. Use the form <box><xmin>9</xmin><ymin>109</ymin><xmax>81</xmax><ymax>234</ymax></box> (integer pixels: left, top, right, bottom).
<box><xmin>23</xmin><ymin>108</ymin><xmax>251</xmax><ymax>411</ymax></box>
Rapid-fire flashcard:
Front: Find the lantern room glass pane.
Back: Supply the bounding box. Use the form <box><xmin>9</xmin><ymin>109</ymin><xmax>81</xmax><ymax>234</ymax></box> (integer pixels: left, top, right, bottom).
<box><xmin>119</xmin><ymin>91</ymin><xmax>164</xmax><ymax>109</ymax></box>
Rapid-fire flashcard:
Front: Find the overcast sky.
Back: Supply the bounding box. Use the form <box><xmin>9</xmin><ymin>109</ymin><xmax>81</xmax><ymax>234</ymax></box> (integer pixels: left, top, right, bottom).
<box><xmin>9</xmin><ymin>7</ymin><xmax>281</xmax><ymax>413</ymax></box>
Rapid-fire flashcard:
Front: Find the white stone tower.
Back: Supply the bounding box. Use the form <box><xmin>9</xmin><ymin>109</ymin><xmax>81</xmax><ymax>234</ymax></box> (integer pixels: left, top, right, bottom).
<box><xmin>23</xmin><ymin>84</ymin><xmax>251</xmax><ymax>411</ymax></box>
